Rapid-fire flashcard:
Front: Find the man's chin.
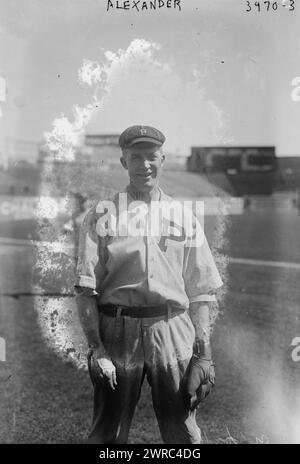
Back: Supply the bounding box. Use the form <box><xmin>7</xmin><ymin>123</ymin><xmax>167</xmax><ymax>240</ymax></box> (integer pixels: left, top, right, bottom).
<box><xmin>132</xmin><ymin>179</ymin><xmax>156</xmax><ymax>191</ymax></box>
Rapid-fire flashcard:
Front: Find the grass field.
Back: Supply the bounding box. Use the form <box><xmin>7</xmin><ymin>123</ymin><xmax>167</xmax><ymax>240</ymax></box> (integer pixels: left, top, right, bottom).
<box><xmin>1</xmin><ymin>169</ymin><xmax>300</xmax><ymax>443</ymax></box>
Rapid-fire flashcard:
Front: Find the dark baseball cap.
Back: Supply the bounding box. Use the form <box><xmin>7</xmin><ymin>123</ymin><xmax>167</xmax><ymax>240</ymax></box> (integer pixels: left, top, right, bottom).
<box><xmin>119</xmin><ymin>125</ymin><xmax>165</xmax><ymax>150</ymax></box>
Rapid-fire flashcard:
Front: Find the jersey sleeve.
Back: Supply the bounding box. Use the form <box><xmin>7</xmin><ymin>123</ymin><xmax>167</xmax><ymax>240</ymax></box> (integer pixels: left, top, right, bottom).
<box><xmin>74</xmin><ymin>207</ymin><xmax>102</xmax><ymax>292</ymax></box>
<box><xmin>183</xmin><ymin>218</ymin><xmax>223</xmax><ymax>303</ymax></box>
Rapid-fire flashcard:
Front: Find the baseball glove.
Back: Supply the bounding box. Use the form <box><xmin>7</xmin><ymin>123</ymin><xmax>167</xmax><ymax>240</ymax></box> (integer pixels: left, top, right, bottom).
<box><xmin>87</xmin><ymin>348</ymin><xmax>117</xmax><ymax>389</ymax></box>
<box><xmin>181</xmin><ymin>355</ymin><xmax>215</xmax><ymax>411</ymax></box>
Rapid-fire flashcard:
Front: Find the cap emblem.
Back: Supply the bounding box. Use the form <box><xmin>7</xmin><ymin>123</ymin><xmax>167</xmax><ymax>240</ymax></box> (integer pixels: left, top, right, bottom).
<box><xmin>140</xmin><ymin>128</ymin><xmax>147</xmax><ymax>135</ymax></box>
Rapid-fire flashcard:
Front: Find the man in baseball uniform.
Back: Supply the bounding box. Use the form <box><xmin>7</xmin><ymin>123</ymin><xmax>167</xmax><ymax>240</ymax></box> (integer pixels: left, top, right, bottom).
<box><xmin>75</xmin><ymin>125</ymin><xmax>223</xmax><ymax>444</ymax></box>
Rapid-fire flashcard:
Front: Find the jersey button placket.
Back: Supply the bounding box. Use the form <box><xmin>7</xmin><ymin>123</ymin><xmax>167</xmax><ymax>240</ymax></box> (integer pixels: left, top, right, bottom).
<box><xmin>147</xmin><ymin>236</ymin><xmax>155</xmax><ymax>281</ymax></box>
<box><xmin>140</xmin><ymin>206</ymin><xmax>149</xmax><ymax>351</ymax></box>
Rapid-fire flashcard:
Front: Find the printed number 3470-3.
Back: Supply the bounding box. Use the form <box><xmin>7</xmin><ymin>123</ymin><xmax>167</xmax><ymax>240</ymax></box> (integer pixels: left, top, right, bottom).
<box><xmin>246</xmin><ymin>1</ymin><xmax>295</xmax><ymax>11</ymax></box>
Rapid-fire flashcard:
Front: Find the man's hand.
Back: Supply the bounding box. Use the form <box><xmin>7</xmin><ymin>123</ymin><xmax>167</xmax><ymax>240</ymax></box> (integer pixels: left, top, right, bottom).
<box><xmin>88</xmin><ymin>348</ymin><xmax>117</xmax><ymax>390</ymax></box>
<box><xmin>76</xmin><ymin>292</ymin><xmax>117</xmax><ymax>390</ymax></box>
<box><xmin>181</xmin><ymin>355</ymin><xmax>215</xmax><ymax>411</ymax></box>
<box><xmin>182</xmin><ymin>302</ymin><xmax>216</xmax><ymax>410</ymax></box>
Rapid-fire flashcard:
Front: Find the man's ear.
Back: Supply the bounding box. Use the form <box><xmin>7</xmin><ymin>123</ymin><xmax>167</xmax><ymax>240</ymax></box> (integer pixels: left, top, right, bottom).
<box><xmin>120</xmin><ymin>155</ymin><xmax>128</xmax><ymax>170</ymax></box>
<box><xmin>161</xmin><ymin>153</ymin><xmax>166</xmax><ymax>165</ymax></box>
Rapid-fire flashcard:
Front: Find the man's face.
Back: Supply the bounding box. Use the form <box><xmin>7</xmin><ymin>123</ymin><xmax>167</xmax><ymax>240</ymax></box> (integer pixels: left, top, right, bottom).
<box><xmin>121</xmin><ymin>143</ymin><xmax>165</xmax><ymax>192</ymax></box>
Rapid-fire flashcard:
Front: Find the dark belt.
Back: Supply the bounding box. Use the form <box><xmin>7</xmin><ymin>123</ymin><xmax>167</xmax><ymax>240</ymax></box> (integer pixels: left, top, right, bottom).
<box><xmin>99</xmin><ymin>303</ymin><xmax>185</xmax><ymax>318</ymax></box>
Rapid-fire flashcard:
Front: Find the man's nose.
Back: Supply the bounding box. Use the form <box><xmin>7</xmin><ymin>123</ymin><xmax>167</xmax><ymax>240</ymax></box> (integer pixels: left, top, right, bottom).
<box><xmin>142</xmin><ymin>159</ymin><xmax>151</xmax><ymax>169</ymax></box>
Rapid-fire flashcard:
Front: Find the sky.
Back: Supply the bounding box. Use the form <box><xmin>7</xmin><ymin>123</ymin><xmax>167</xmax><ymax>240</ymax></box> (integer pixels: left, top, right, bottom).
<box><xmin>0</xmin><ymin>0</ymin><xmax>300</xmax><ymax>160</ymax></box>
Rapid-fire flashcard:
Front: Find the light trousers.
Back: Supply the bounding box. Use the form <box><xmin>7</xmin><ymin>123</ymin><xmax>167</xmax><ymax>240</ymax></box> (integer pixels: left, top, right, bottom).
<box><xmin>87</xmin><ymin>309</ymin><xmax>201</xmax><ymax>444</ymax></box>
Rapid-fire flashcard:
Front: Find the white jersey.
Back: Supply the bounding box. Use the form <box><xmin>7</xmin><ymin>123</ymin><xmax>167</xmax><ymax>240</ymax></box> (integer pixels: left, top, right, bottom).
<box><xmin>75</xmin><ymin>187</ymin><xmax>223</xmax><ymax>309</ymax></box>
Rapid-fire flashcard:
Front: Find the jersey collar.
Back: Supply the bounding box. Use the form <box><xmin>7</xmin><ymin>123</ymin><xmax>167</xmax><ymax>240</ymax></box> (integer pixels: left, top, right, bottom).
<box><xmin>125</xmin><ymin>185</ymin><xmax>165</xmax><ymax>202</ymax></box>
